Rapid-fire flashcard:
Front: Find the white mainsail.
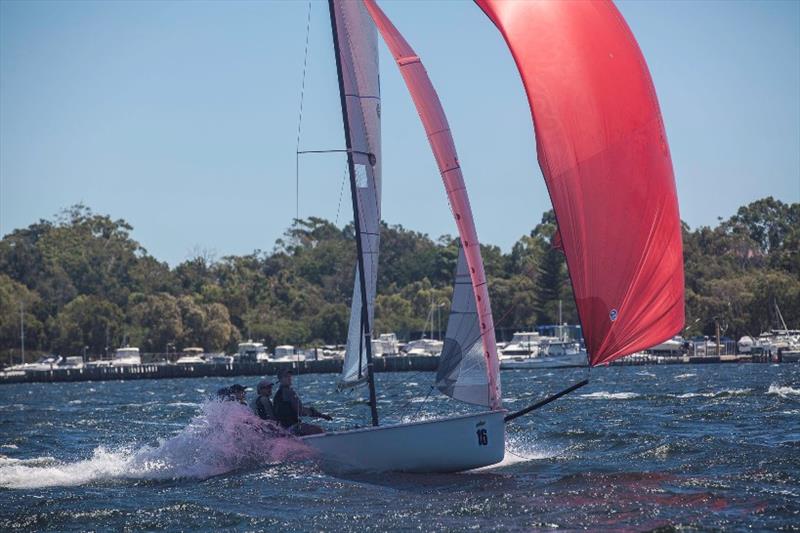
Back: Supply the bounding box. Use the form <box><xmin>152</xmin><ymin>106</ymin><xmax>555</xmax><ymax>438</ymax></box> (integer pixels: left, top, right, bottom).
<box><xmin>437</xmin><ymin>246</ymin><xmax>491</xmax><ymax>406</ymax></box>
<box><xmin>330</xmin><ymin>0</ymin><xmax>382</xmax><ymax>389</ymax></box>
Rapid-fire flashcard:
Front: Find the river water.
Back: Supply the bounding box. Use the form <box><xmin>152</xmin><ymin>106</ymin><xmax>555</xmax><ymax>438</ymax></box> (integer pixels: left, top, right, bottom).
<box><xmin>1</xmin><ymin>364</ymin><xmax>798</xmax><ymax>531</ymax></box>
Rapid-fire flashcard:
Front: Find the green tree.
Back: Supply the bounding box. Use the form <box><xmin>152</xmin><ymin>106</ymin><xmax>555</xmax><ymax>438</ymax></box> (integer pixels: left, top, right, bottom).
<box><xmin>128</xmin><ymin>293</ymin><xmax>183</xmax><ymax>352</ymax></box>
<box><xmin>50</xmin><ymin>295</ymin><xmax>124</xmax><ymax>357</ymax></box>
<box><xmin>0</xmin><ymin>274</ymin><xmax>47</xmax><ymax>364</ymax></box>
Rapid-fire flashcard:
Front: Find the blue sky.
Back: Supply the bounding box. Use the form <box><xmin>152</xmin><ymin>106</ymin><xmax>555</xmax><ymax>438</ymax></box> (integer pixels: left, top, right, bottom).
<box><xmin>1</xmin><ymin>0</ymin><xmax>798</xmax><ymax>266</ymax></box>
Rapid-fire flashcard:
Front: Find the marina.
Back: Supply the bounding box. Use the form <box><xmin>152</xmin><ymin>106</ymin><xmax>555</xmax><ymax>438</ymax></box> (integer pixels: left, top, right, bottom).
<box><xmin>1</xmin><ymin>348</ymin><xmax>797</xmax><ymax>385</ymax></box>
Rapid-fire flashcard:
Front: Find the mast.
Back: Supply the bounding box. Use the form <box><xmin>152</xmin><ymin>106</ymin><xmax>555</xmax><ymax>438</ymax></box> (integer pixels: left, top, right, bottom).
<box><xmin>19</xmin><ymin>301</ymin><xmax>25</xmax><ymax>365</ymax></box>
<box><xmin>329</xmin><ymin>0</ymin><xmax>379</xmax><ymax>426</ymax></box>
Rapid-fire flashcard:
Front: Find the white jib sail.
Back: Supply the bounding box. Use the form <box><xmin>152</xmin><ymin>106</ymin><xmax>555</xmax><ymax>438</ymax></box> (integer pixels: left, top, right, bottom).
<box><xmin>331</xmin><ymin>0</ymin><xmax>382</xmax><ymax>389</ymax></box>
<box><xmin>436</xmin><ymin>246</ymin><xmax>491</xmax><ymax>406</ymax></box>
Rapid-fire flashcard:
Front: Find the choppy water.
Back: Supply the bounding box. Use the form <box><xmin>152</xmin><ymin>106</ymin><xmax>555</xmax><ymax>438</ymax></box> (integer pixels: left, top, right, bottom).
<box><xmin>1</xmin><ymin>364</ymin><xmax>798</xmax><ymax>531</ymax></box>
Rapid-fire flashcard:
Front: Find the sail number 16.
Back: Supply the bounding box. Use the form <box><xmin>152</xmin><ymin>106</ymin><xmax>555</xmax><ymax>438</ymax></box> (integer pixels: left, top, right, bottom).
<box><xmin>476</xmin><ymin>428</ymin><xmax>488</xmax><ymax>446</ymax></box>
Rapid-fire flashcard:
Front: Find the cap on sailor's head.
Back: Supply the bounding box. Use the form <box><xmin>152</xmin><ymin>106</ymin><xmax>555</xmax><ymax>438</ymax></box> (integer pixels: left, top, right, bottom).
<box><xmin>257</xmin><ymin>379</ymin><xmax>273</xmax><ymax>391</ymax></box>
<box><xmin>276</xmin><ymin>367</ymin><xmax>294</xmax><ymax>379</ymax></box>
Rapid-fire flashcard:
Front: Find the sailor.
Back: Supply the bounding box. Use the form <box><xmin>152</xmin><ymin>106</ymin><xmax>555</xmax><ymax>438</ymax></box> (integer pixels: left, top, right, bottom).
<box><xmin>217</xmin><ymin>383</ymin><xmax>248</xmax><ymax>405</ymax></box>
<box><xmin>273</xmin><ymin>368</ymin><xmax>332</xmax><ymax>436</ymax></box>
<box><xmin>251</xmin><ymin>379</ymin><xmax>276</xmax><ymax>421</ymax></box>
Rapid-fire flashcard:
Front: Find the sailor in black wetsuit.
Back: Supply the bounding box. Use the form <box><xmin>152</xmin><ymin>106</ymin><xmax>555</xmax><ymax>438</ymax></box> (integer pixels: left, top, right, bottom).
<box><xmin>273</xmin><ymin>368</ymin><xmax>332</xmax><ymax>436</ymax></box>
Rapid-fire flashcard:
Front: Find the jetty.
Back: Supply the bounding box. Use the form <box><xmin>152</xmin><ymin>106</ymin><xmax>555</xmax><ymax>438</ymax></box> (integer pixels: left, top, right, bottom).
<box><xmin>0</xmin><ymin>356</ymin><xmax>440</xmax><ymax>385</ymax></box>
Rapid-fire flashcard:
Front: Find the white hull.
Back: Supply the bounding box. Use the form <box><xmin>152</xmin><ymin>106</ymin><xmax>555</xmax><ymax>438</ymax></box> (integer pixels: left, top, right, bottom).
<box><xmin>301</xmin><ymin>410</ymin><xmax>506</xmax><ymax>473</ymax></box>
<box><xmin>500</xmin><ymin>353</ymin><xmax>586</xmax><ymax>369</ymax></box>
<box><xmin>111</xmin><ymin>356</ymin><xmax>141</xmax><ymax>366</ymax></box>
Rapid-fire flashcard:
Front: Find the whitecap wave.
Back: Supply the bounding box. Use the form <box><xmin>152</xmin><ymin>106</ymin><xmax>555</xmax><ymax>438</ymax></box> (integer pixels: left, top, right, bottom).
<box><xmin>672</xmin><ymin>388</ymin><xmax>751</xmax><ymax>399</ymax></box>
<box><xmin>670</xmin><ymin>389</ymin><xmax>753</xmax><ymax>398</ymax></box>
<box><xmin>580</xmin><ymin>391</ymin><xmax>639</xmax><ymax>400</ymax></box>
<box><xmin>674</xmin><ymin>392</ymin><xmax>711</xmax><ymax>399</ymax></box>
<box><xmin>768</xmin><ymin>384</ymin><xmax>800</xmax><ymax>398</ymax></box>
<box><xmin>674</xmin><ymin>373</ymin><xmax>696</xmax><ymax>379</ymax></box>
<box><xmin>0</xmin><ymin>401</ymin><xmax>311</xmax><ymax>489</ymax></box>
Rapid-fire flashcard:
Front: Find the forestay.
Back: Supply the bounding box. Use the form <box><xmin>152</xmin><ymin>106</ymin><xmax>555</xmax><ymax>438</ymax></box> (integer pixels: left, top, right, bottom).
<box><xmin>476</xmin><ymin>0</ymin><xmax>685</xmax><ymax>366</ymax></box>
<box><xmin>364</xmin><ymin>0</ymin><xmax>501</xmax><ymax>409</ymax></box>
<box><xmin>330</xmin><ymin>0</ymin><xmax>382</xmax><ymax>388</ymax></box>
<box><xmin>437</xmin><ymin>247</ymin><xmax>491</xmax><ymax>407</ymax></box>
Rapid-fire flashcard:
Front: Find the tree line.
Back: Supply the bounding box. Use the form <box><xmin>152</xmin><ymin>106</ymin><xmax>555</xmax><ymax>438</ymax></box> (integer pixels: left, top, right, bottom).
<box><xmin>1</xmin><ymin>198</ymin><xmax>797</xmax><ymax>365</ymax></box>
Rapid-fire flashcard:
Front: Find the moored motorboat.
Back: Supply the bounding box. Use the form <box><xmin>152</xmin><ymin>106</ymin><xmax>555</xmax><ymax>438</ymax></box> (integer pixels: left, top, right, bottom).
<box><xmin>500</xmin><ymin>340</ymin><xmax>587</xmax><ymax>369</ymax></box>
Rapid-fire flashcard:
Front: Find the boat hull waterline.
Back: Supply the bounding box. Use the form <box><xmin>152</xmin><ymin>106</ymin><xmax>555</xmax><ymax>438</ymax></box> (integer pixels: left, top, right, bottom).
<box><xmin>301</xmin><ymin>410</ymin><xmax>506</xmax><ymax>473</ymax></box>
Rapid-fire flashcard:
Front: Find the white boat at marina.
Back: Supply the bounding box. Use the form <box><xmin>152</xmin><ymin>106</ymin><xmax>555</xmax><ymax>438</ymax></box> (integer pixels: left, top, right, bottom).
<box><xmin>500</xmin><ymin>339</ymin><xmax>587</xmax><ymax>369</ymax></box>
<box><xmin>111</xmin><ymin>347</ymin><xmax>141</xmax><ymax>366</ymax></box>
<box><xmin>272</xmin><ymin>345</ymin><xmax>306</xmax><ymax>363</ymax></box>
<box><xmin>748</xmin><ymin>330</ymin><xmax>800</xmax><ymax>357</ymax></box>
<box><xmin>371</xmin><ymin>333</ymin><xmax>399</xmax><ymax>357</ymax></box>
<box><xmin>175</xmin><ymin>347</ymin><xmax>206</xmax><ymax>365</ymax></box>
<box><xmin>3</xmin><ymin>355</ymin><xmax>59</xmax><ymax>372</ymax></box>
<box><xmin>86</xmin><ymin>346</ymin><xmax>141</xmax><ymax>367</ymax></box>
<box><xmin>235</xmin><ymin>341</ymin><xmax>270</xmax><ymax>362</ymax></box>
<box><xmin>3</xmin><ymin>355</ymin><xmax>82</xmax><ymax>373</ymax></box>
<box><xmin>402</xmin><ymin>338</ymin><xmax>443</xmax><ymax>357</ymax></box>
<box><xmin>173</xmin><ymin>348</ymin><xmax>234</xmax><ymax>365</ymax></box>
<box><xmin>206</xmin><ymin>353</ymin><xmax>234</xmax><ymax>365</ymax></box>
<box><xmin>500</xmin><ymin>331</ymin><xmax>546</xmax><ymax>357</ymax></box>
<box><xmin>647</xmin><ymin>336</ymin><xmax>685</xmax><ymax>355</ymax></box>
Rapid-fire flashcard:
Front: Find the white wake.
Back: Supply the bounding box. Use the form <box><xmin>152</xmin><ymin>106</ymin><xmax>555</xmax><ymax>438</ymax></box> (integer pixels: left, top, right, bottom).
<box><xmin>0</xmin><ymin>401</ymin><xmax>311</xmax><ymax>489</ymax></box>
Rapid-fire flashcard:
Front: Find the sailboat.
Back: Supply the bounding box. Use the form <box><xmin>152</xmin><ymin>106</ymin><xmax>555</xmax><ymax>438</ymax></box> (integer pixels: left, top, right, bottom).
<box><xmin>300</xmin><ymin>0</ymin><xmax>684</xmax><ymax>473</ymax></box>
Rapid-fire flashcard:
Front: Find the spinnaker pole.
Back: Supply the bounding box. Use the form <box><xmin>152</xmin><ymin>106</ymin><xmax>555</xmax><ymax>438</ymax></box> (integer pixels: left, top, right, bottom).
<box><xmin>329</xmin><ymin>0</ymin><xmax>379</xmax><ymax>426</ymax></box>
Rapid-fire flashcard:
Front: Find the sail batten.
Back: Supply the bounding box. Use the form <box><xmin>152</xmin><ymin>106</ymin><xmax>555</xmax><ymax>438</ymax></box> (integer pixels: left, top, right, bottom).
<box><xmin>476</xmin><ymin>0</ymin><xmax>685</xmax><ymax>367</ymax></box>
<box><xmin>364</xmin><ymin>0</ymin><xmax>501</xmax><ymax>409</ymax></box>
<box><xmin>330</xmin><ymin>0</ymin><xmax>382</xmax><ymax>390</ymax></box>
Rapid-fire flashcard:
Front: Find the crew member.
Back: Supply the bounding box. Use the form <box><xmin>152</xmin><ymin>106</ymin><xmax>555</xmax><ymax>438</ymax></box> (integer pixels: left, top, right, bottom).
<box><xmin>217</xmin><ymin>383</ymin><xmax>248</xmax><ymax>405</ymax></box>
<box><xmin>251</xmin><ymin>379</ymin><xmax>276</xmax><ymax>421</ymax></box>
<box><xmin>273</xmin><ymin>368</ymin><xmax>332</xmax><ymax>436</ymax></box>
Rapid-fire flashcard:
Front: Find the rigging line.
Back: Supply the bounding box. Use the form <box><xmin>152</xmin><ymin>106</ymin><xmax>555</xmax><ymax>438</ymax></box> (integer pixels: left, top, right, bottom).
<box><xmin>378</xmin><ymin>369</ymin><xmax>428</xmax><ymax>400</ymax></box>
<box><xmin>297</xmin><ymin>149</ymin><xmax>375</xmax><ymax>158</ymax></box>
<box><xmin>334</xmin><ymin>162</ymin><xmax>348</xmax><ymax>226</ymax></box>
<box><xmin>294</xmin><ymin>0</ymin><xmax>313</xmax><ymax>222</ymax></box>
<box><xmin>382</xmin><ymin>383</ymin><xmax>429</xmax><ymax>421</ymax></box>
<box><xmin>409</xmin><ymin>386</ymin><xmax>435</xmax><ymax>422</ymax></box>
<box><xmin>378</xmin><ymin>372</ymin><xmax>433</xmax><ymax>417</ymax></box>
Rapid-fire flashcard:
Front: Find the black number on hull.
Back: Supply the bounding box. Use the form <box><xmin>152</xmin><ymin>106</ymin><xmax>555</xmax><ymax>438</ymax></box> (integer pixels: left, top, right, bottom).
<box><xmin>476</xmin><ymin>428</ymin><xmax>488</xmax><ymax>446</ymax></box>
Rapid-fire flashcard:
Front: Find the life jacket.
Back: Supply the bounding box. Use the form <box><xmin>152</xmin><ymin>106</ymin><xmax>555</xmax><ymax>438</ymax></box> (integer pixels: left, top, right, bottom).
<box><xmin>273</xmin><ymin>386</ymin><xmax>299</xmax><ymax>428</ymax></box>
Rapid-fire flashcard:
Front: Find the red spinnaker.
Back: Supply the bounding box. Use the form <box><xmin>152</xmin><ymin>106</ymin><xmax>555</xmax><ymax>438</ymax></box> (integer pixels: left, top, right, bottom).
<box><xmin>476</xmin><ymin>0</ymin><xmax>684</xmax><ymax>366</ymax></box>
